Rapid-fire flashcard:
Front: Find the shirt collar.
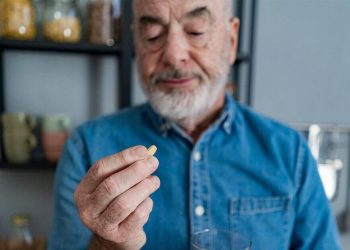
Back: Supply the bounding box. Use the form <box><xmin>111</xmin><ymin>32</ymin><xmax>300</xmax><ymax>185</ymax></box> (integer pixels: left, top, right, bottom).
<box><xmin>143</xmin><ymin>104</ymin><xmax>172</xmax><ymax>137</ymax></box>
<box><xmin>143</xmin><ymin>92</ymin><xmax>236</xmax><ymax>137</ymax></box>
<box><xmin>220</xmin><ymin>92</ymin><xmax>236</xmax><ymax>134</ymax></box>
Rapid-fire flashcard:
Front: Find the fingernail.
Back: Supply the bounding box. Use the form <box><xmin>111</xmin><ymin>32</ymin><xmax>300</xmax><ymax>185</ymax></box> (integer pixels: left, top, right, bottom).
<box><xmin>147</xmin><ymin>156</ymin><xmax>159</xmax><ymax>168</ymax></box>
<box><xmin>134</xmin><ymin>146</ymin><xmax>148</xmax><ymax>157</ymax></box>
<box><xmin>150</xmin><ymin>176</ymin><xmax>160</xmax><ymax>188</ymax></box>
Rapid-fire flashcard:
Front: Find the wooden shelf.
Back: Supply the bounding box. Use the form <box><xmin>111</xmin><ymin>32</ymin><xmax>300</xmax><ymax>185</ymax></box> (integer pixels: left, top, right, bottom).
<box><xmin>0</xmin><ymin>38</ymin><xmax>252</xmax><ymax>61</ymax></box>
<box><xmin>0</xmin><ymin>160</ymin><xmax>56</xmax><ymax>171</ymax></box>
<box><xmin>0</xmin><ymin>39</ymin><xmax>121</xmax><ymax>56</ymax></box>
<box><xmin>0</xmin><ymin>239</ymin><xmax>46</xmax><ymax>250</ymax></box>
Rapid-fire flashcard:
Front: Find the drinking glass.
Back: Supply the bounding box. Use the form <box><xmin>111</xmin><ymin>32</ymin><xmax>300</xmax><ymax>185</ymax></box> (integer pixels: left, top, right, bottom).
<box><xmin>308</xmin><ymin>124</ymin><xmax>348</xmax><ymax>200</ymax></box>
<box><xmin>191</xmin><ymin>229</ymin><xmax>251</xmax><ymax>250</ymax></box>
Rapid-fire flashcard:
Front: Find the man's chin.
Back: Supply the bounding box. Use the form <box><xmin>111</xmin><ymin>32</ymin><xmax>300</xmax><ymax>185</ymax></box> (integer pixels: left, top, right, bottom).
<box><xmin>147</xmin><ymin>90</ymin><xmax>208</xmax><ymax>121</ymax></box>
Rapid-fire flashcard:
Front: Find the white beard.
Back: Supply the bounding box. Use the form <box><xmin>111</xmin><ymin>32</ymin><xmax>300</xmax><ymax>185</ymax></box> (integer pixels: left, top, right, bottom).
<box><xmin>142</xmin><ymin>68</ymin><xmax>228</xmax><ymax>121</ymax></box>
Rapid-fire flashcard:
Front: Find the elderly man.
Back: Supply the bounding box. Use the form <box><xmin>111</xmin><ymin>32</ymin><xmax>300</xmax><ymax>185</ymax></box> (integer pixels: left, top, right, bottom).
<box><xmin>48</xmin><ymin>0</ymin><xmax>341</xmax><ymax>249</ymax></box>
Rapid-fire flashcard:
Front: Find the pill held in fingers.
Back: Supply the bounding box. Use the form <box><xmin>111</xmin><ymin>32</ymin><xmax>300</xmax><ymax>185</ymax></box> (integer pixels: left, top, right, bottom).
<box><xmin>147</xmin><ymin>145</ymin><xmax>157</xmax><ymax>156</ymax></box>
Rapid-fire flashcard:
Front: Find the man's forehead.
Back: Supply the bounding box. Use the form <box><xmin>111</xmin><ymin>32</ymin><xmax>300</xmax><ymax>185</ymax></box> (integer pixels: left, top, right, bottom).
<box><xmin>133</xmin><ymin>0</ymin><xmax>222</xmax><ymax>19</ymax></box>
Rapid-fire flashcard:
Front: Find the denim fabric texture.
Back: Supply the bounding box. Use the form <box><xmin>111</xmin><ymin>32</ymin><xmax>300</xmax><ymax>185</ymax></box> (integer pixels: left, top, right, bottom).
<box><xmin>48</xmin><ymin>94</ymin><xmax>341</xmax><ymax>250</ymax></box>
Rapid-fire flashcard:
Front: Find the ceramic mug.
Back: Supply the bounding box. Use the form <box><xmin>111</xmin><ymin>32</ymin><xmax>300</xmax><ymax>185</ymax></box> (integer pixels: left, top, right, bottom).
<box><xmin>41</xmin><ymin>114</ymin><xmax>71</xmax><ymax>132</ymax></box>
<box><xmin>41</xmin><ymin>114</ymin><xmax>71</xmax><ymax>162</ymax></box>
<box><xmin>3</xmin><ymin>132</ymin><xmax>37</xmax><ymax>164</ymax></box>
<box><xmin>41</xmin><ymin>131</ymin><xmax>69</xmax><ymax>162</ymax></box>
<box><xmin>1</xmin><ymin>113</ymin><xmax>36</xmax><ymax>131</ymax></box>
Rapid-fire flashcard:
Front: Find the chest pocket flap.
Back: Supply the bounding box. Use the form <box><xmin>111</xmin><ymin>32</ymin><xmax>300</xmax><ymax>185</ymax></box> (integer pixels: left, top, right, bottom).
<box><xmin>230</xmin><ymin>196</ymin><xmax>291</xmax><ymax>250</ymax></box>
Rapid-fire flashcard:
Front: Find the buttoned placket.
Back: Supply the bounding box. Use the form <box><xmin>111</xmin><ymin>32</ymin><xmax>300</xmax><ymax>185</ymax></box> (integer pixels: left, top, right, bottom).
<box><xmin>190</xmin><ymin>139</ymin><xmax>211</xmax><ymax>234</ymax></box>
<box><xmin>189</xmin><ymin>110</ymin><xmax>233</xmax><ymax>237</ymax></box>
<box><xmin>153</xmin><ymin>96</ymin><xmax>234</xmax><ymax>237</ymax></box>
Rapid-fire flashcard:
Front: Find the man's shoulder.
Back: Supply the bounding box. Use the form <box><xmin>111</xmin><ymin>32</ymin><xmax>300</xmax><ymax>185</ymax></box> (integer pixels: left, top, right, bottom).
<box><xmin>235</xmin><ymin>104</ymin><xmax>309</xmax><ymax>187</ymax></box>
<box><xmin>236</xmin><ymin>103</ymin><xmax>304</xmax><ymax>147</ymax></box>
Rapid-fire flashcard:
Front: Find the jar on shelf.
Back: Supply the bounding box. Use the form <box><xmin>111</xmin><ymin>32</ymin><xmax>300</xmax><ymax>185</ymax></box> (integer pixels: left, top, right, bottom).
<box><xmin>0</xmin><ymin>0</ymin><xmax>36</xmax><ymax>40</ymax></box>
<box><xmin>112</xmin><ymin>0</ymin><xmax>121</xmax><ymax>44</ymax></box>
<box><xmin>7</xmin><ymin>214</ymin><xmax>34</xmax><ymax>250</ymax></box>
<box><xmin>33</xmin><ymin>0</ymin><xmax>44</xmax><ymax>40</ymax></box>
<box><xmin>43</xmin><ymin>0</ymin><xmax>81</xmax><ymax>43</ymax></box>
<box><xmin>88</xmin><ymin>0</ymin><xmax>114</xmax><ymax>46</ymax></box>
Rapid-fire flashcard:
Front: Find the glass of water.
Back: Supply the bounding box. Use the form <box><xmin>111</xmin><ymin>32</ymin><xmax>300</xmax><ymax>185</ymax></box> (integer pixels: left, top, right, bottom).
<box><xmin>191</xmin><ymin>229</ymin><xmax>251</xmax><ymax>250</ymax></box>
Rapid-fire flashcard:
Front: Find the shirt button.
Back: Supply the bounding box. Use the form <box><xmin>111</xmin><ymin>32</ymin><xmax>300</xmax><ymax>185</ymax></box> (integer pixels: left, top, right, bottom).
<box><xmin>194</xmin><ymin>151</ymin><xmax>201</xmax><ymax>161</ymax></box>
<box><xmin>195</xmin><ymin>205</ymin><xmax>205</xmax><ymax>217</ymax></box>
<box><xmin>224</xmin><ymin>122</ymin><xmax>230</xmax><ymax>129</ymax></box>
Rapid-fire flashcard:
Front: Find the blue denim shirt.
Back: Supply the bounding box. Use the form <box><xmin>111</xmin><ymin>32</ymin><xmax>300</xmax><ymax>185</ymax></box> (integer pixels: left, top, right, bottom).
<box><xmin>48</xmin><ymin>94</ymin><xmax>341</xmax><ymax>250</ymax></box>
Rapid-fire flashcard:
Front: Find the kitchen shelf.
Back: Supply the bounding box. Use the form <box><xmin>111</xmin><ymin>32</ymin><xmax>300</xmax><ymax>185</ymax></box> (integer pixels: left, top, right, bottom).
<box><xmin>0</xmin><ymin>39</ymin><xmax>250</xmax><ymax>62</ymax></box>
<box><xmin>0</xmin><ymin>160</ymin><xmax>56</xmax><ymax>171</ymax></box>
<box><xmin>0</xmin><ymin>39</ymin><xmax>121</xmax><ymax>56</ymax></box>
<box><xmin>0</xmin><ymin>38</ymin><xmax>249</xmax><ymax>61</ymax></box>
<box><xmin>0</xmin><ymin>0</ymin><xmax>134</xmax><ymax>171</ymax></box>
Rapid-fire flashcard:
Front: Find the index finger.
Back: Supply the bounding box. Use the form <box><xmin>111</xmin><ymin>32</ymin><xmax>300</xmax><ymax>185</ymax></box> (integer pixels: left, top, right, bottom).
<box><xmin>82</xmin><ymin>145</ymin><xmax>150</xmax><ymax>193</ymax></box>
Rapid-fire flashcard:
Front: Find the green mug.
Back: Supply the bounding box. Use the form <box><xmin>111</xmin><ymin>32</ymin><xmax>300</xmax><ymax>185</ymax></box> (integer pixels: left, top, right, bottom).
<box><xmin>3</xmin><ymin>132</ymin><xmax>37</xmax><ymax>164</ymax></box>
<box><xmin>42</xmin><ymin>114</ymin><xmax>71</xmax><ymax>132</ymax></box>
<box><xmin>1</xmin><ymin>113</ymin><xmax>36</xmax><ymax>131</ymax></box>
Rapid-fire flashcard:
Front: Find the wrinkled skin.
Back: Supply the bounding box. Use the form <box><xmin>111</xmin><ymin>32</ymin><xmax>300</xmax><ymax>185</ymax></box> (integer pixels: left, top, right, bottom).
<box><xmin>75</xmin><ymin>146</ymin><xmax>160</xmax><ymax>250</ymax></box>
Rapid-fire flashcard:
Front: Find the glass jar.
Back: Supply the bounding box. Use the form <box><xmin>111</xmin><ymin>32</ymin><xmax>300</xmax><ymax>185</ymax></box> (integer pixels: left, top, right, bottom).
<box><xmin>33</xmin><ymin>0</ymin><xmax>44</xmax><ymax>39</ymax></box>
<box><xmin>43</xmin><ymin>0</ymin><xmax>81</xmax><ymax>43</ymax></box>
<box><xmin>112</xmin><ymin>0</ymin><xmax>121</xmax><ymax>44</ymax></box>
<box><xmin>7</xmin><ymin>214</ymin><xmax>34</xmax><ymax>250</ymax></box>
<box><xmin>0</xmin><ymin>0</ymin><xmax>36</xmax><ymax>40</ymax></box>
<box><xmin>88</xmin><ymin>0</ymin><xmax>114</xmax><ymax>45</ymax></box>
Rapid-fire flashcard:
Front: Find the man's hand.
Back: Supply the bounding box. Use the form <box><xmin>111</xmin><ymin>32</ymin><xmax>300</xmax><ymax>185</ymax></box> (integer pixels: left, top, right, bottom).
<box><xmin>74</xmin><ymin>146</ymin><xmax>160</xmax><ymax>250</ymax></box>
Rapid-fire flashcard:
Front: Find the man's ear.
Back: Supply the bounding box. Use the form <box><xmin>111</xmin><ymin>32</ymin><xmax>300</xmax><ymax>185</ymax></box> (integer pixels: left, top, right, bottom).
<box><xmin>229</xmin><ymin>17</ymin><xmax>240</xmax><ymax>64</ymax></box>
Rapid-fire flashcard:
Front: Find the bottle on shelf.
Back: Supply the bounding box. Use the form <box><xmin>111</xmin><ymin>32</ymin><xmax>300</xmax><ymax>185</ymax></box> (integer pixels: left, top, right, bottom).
<box><xmin>112</xmin><ymin>0</ymin><xmax>121</xmax><ymax>44</ymax></box>
<box><xmin>88</xmin><ymin>0</ymin><xmax>114</xmax><ymax>46</ymax></box>
<box><xmin>43</xmin><ymin>0</ymin><xmax>81</xmax><ymax>43</ymax></box>
<box><xmin>33</xmin><ymin>0</ymin><xmax>44</xmax><ymax>40</ymax></box>
<box><xmin>0</xmin><ymin>0</ymin><xmax>37</xmax><ymax>40</ymax></box>
<box><xmin>7</xmin><ymin>214</ymin><xmax>34</xmax><ymax>250</ymax></box>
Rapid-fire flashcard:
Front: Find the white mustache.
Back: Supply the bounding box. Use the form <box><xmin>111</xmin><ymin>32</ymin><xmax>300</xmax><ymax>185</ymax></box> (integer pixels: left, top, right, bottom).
<box><xmin>151</xmin><ymin>70</ymin><xmax>203</xmax><ymax>85</ymax></box>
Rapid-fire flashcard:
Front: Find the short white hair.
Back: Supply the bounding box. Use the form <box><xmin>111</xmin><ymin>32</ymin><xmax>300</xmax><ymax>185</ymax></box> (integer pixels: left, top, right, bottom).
<box><xmin>223</xmin><ymin>0</ymin><xmax>233</xmax><ymax>32</ymax></box>
<box><xmin>224</xmin><ymin>0</ymin><xmax>233</xmax><ymax>18</ymax></box>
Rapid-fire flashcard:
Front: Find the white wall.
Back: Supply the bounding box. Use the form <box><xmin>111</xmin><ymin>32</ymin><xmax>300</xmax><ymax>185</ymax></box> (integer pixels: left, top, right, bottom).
<box><xmin>5</xmin><ymin>51</ymin><xmax>118</xmax><ymax>126</ymax></box>
<box><xmin>252</xmin><ymin>0</ymin><xmax>350</xmax><ymax>124</ymax></box>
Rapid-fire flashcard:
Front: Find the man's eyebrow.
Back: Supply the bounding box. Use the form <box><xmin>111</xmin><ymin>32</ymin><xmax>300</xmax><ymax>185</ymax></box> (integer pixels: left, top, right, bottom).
<box><xmin>138</xmin><ymin>6</ymin><xmax>211</xmax><ymax>26</ymax></box>
<box><xmin>139</xmin><ymin>16</ymin><xmax>165</xmax><ymax>26</ymax></box>
<box><xmin>185</xmin><ymin>6</ymin><xmax>211</xmax><ymax>19</ymax></box>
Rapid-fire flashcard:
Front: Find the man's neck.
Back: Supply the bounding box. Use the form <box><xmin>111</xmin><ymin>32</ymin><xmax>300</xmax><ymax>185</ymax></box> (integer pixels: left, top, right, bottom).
<box><xmin>176</xmin><ymin>92</ymin><xmax>226</xmax><ymax>142</ymax></box>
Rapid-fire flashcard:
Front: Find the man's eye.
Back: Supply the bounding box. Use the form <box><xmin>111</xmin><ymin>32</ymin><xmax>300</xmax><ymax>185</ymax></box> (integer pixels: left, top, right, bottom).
<box><xmin>147</xmin><ymin>36</ymin><xmax>160</xmax><ymax>42</ymax></box>
<box><xmin>189</xmin><ymin>32</ymin><xmax>204</xmax><ymax>37</ymax></box>
<box><xmin>146</xmin><ymin>32</ymin><xmax>165</xmax><ymax>43</ymax></box>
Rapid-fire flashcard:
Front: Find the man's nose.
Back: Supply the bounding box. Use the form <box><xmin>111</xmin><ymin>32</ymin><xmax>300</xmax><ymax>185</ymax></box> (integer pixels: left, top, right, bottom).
<box><xmin>162</xmin><ymin>31</ymin><xmax>190</xmax><ymax>67</ymax></box>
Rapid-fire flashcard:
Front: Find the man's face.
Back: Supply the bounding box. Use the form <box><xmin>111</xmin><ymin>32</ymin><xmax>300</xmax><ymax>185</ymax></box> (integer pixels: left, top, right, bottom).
<box><xmin>133</xmin><ymin>0</ymin><xmax>239</xmax><ymax>121</ymax></box>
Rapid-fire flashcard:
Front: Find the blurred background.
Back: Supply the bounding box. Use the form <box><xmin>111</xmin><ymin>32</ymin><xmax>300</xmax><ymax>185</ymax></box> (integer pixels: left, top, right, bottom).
<box><xmin>0</xmin><ymin>0</ymin><xmax>349</xmax><ymax>249</ymax></box>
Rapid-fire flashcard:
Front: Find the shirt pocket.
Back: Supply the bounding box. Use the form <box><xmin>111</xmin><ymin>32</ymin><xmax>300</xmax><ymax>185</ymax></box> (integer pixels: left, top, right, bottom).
<box><xmin>230</xmin><ymin>196</ymin><xmax>291</xmax><ymax>250</ymax></box>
